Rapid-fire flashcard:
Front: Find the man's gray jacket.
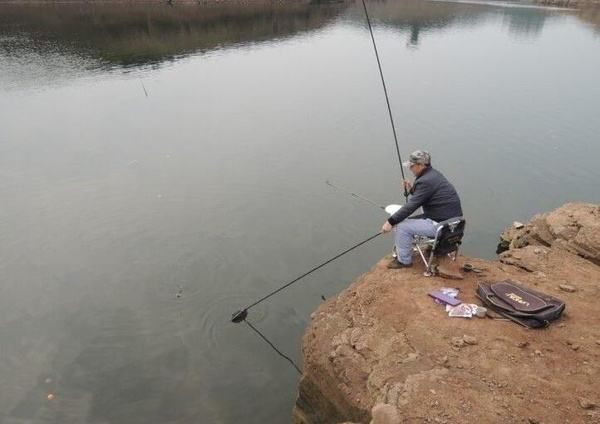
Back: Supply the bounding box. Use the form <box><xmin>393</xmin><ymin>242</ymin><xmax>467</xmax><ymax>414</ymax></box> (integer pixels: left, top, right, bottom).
<box><xmin>387</xmin><ymin>166</ymin><xmax>463</xmax><ymax>226</ymax></box>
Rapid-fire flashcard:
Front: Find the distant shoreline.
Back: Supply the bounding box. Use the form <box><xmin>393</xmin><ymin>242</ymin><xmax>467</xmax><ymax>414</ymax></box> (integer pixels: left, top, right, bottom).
<box><xmin>0</xmin><ymin>0</ymin><xmax>597</xmax><ymax>9</ymax></box>
<box><xmin>536</xmin><ymin>0</ymin><xmax>600</xmax><ymax>8</ymax></box>
<box><xmin>0</xmin><ymin>0</ymin><xmax>338</xmax><ymax>4</ymax></box>
<box><xmin>0</xmin><ymin>0</ymin><xmax>318</xmax><ymax>4</ymax></box>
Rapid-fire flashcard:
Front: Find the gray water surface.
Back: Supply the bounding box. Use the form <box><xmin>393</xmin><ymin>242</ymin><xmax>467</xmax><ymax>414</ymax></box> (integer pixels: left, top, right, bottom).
<box><xmin>1</xmin><ymin>1</ymin><xmax>599</xmax><ymax>423</ymax></box>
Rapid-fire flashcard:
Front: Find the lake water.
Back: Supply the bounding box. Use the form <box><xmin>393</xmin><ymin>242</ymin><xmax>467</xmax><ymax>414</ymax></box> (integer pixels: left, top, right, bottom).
<box><xmin>0</xmin><ymin>1</ymin><xmax>599</xmax><ymax>422</ymax></box>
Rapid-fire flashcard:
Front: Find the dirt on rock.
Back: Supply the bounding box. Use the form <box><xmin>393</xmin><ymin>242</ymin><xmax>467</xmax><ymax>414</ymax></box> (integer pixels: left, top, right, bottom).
<box><xmin>294</xmin><ymin>203</ymin><xmax>600</xmax><ymax>424</ymax></box>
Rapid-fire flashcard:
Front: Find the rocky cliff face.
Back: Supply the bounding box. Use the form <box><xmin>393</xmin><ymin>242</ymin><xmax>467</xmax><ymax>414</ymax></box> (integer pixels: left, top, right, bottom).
<box><xmin>294</xmin><ymin>203</ymin><xmax>600</xmax><ymax>424</ymax></box>
<box><xmin>498</xmin><ymin>202</ymin><xmax>600</xmax><ymax>265</ymax></box>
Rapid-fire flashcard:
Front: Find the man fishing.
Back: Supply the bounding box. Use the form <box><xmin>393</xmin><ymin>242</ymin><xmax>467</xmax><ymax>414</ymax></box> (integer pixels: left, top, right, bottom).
<box><xmin>381</xmin><ymin>150</ymin><xmax>463</xmax><ymax>270</ymax></box>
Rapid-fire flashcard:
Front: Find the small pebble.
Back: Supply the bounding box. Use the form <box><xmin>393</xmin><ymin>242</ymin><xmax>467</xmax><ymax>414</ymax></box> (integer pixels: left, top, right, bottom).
<box><xmin>559</xmin><ymin>284</ymin><xmax>577</xmax><ymax>293</ymax></box>
<box><xmin>451</xmin><ymin>337</ymin><xmax>465</xmax><ymax>348</ymax></box>
<box><xmin>517</xmin><ymin>341</ymin><xmax>529</xmax><ymax>348</ymax></box>
<box><xmin>513</xmin><ymin>221</ymin><xmax>525</xmax><ymax>229</ymax></box>
<box><xmin>486</xmin><ymin>309</ymin><xmax>503</xmax><ymax>319</ymax></box>
<box><xmin>534</xmin><ymin>350</ymin><xmax>542</xmax><ymax>356</ymax></box>
<box><xmin>578</xmin><ymin>398</ymin><xmax>597</xmax><ymax>409</ymax></box>
<box><xmin>463</xmin><ymin>335</ymin><xmax>478</xmax><ymax>345</ymax></box>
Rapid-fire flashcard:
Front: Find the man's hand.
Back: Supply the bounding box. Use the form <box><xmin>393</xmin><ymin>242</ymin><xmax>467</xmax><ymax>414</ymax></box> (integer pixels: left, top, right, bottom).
<box><xmin>381</xmin><ymin>221</ymin><xmax>393</xmax><ymax>233</ymax></box>
<box><xmin>403</xmin><ymin>179</ymin><xmax>412</xmax><ymax>191</ymax></box>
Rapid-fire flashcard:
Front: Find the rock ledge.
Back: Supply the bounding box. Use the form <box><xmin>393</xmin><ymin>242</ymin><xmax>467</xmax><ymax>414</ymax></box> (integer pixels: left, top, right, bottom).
<box><xmin>294</xmin><ymin>203</ymin><xmax>600</xmax><ymax>424</ymax></box>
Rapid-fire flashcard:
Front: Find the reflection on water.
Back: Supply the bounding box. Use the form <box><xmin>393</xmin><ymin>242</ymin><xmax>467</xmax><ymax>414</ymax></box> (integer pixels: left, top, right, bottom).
<box><xmin>0</xmin><ymin>2</ymin><xmax>347</xmax><ymax>67</ymax></box>
<box><xmin>0</xmin><ymin>0</ymin><xmax>590</xmax><ymax>72</ymax></box>
<box><xmin>0</xmin><ymin>0</ymin><xmax>583</xmax><ymax>90</ymax></box>
<box><xmin>578</xmin><ymin>6</ymin><xmax>600</xmax><ymax>30</ymax></box>
<box><xmin>0</xmin><ymin>1</ymin><xmax>599</xmax><ymax>423</ymax></box>
<box><xmin>0</xmin><ymin>1</ymin><xmax>348</xmax><ymax>90</ymax></box>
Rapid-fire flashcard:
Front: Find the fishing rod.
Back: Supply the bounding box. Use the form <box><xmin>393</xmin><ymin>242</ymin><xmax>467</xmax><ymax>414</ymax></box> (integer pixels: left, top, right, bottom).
<box><xmin>360</xmin><ymin>0</ymin><xmax>409</xmax><ymax>200</ymax></box>
<box><xmin>326</xmin><ymin>179</ymin><xmax>385</xmax><ymax>210</ymax></box>
<box><xmin>230</xmin><ymin>232</ymin><xmax>383</xmax><ymax>373</ymax></box>
<box><xmin>231</xmin><ymin>231</ymin><xmax>383</xmax><ymax>323</ymax></box>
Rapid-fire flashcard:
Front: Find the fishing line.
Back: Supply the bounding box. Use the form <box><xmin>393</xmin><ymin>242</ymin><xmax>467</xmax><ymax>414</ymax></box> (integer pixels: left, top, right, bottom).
<box><xmin>326</xmin><ymin>179</ymin><xmax>385</xmax><ymax>210</ymax></box>
<box><xmin>231</xmin><ymin>231</ymin><xmax>382</xmax><ymax>323</ymax></box>
<box><xmin>245</xmin><ymin>320</ymin><xmax>302</xmax><ymax>374</ymax></box>
<box><xmin>360</xmin><ymin>0</ymin><xmax>409</xmax><ymax>200</ymax></box>
<box><xmin>325</xmin><ymin>180</ymin><xmax>404</xmax><ymax>220</ymax></box>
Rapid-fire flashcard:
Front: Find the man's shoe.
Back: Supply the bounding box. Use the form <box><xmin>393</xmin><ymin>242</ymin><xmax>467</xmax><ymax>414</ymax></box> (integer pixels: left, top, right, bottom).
<box><xmin>387</xmin><ymin>259</ymin><xmax>413</xmax><ymax>269</ymax></box>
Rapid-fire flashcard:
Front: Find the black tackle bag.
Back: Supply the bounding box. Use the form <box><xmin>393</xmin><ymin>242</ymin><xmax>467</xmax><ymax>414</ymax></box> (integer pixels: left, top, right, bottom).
<box><xmin>476</xmin><ymin>280</ymin><xmax>566</xmax><ymax>328</ymax></box>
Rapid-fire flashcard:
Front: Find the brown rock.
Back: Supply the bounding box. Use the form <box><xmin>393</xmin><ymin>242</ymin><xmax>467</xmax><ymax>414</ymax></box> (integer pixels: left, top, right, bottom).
<box><xmin>451</xmin><ymin>337</ymin><xmax>465</xmax><ymax>348</ymax></box>
<box><xmin>463</xmin><ymin>335</ymin><xmax>478</xmax><ymax>345</ymax></box>
<box><xmin>369</xmin><ymin>403</ymin><xmax>400</xmax><ymax>424</ymax></box>
<box><xmin>486</xmin><ymin>309</ymin><xmax>504</xmax><ymax>319</ymax></box>
<box><xmin>501</xmin><ymin>203</ymin><xmax>600</xmax><ymax>264</ymax></box>
<box><xmin>578</xmin><ymin>398</ymin><xmax>597</xmax><ymax>409</ymax></box>
<box><xmin>559</xmin><ymin>284</ymin><xmax>577</xmax><ymax>293</ymax></box>
<box><xmin>499</xmin><ymin>247</ymin><xmax>541</xmax><ymax>272</ymax></box>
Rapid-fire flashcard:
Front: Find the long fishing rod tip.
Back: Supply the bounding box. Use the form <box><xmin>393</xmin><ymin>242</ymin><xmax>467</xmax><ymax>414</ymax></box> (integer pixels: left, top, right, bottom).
<box><xmin>231</xmin><ymin>309</ymin><xmax>248</xmax><ymax>323</ymax></box>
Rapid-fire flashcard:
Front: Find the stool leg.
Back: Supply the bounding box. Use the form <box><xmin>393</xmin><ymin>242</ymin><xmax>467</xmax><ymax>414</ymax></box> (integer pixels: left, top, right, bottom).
<box><xmin>424</xmin><ymin>247</ymin><xmax>436</xmax><ymax>277</ymax></box>
<box><xmin>450</xmin><ymin>246</ymin><xmax>460</xmax><ymax>261</ymax></box>
<box><xmin>415</xmin><ymin>244</ymin><xmax>429</xmax><ymax>268</ymax></box>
